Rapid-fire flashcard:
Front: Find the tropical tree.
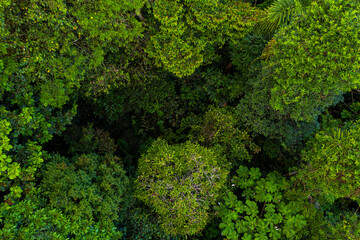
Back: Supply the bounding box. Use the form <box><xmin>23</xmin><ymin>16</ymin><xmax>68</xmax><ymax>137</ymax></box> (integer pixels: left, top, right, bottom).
<box><xmin>146</xmin><ymin>0</ymin><xmax>262</xmax><ymax>77</ymax></box>
<box><xmin>296</xmin><ymin>119</ymin><xmax>360</xmax><ymax>201</ymax></box>
<box><xmin>255</xmin><ymin>0</ymin><xmax>312</xmax><ymax>35</ymax></box>
<box><xmin>186</xmin><ymin>106</ymin><xmax>260</xmax><ymax>166</ymax></box>
<box><xmin>0</xmin><ymin>190</ymin><xmax>122</xmax><ymax>239</ymax></box>
<box><xmin>135</xmin><ymin>139</ymin><xmax>228</xmax><ymax>236</ymax></box>
<box><xmin>41</xmin><ymin>153</ymin><xmax>129</xmax><ymax>232</ymax></box>
<box><xmin>266</xmin><ymin>0</ymin><xmax>360</xmax><ymax>121</ymax></box>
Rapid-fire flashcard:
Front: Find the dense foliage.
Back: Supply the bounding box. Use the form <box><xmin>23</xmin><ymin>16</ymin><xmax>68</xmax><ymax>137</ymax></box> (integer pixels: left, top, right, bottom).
<box><xmin>297</xmin><ymin>120</ymin><xmax>360</xmax><ymax>200</ymax></box>
<box><xmin>136</xmin><ymin>139</ymin><xmax>228</xmax><ymax>235</ymax></box>
<box><xmin>267</xmin><ymin>0</ymin><xmax>360</xmax><ymax>121</ymax></box>
<box><xmin>218</xmin><ymin>166</ymin><xmax>310</xmax><ymax>240</ymax></box>
<box><xmin>1</xmin><ymin>0</ymin><xmax>360</xmax><ymax>239</ymax></box>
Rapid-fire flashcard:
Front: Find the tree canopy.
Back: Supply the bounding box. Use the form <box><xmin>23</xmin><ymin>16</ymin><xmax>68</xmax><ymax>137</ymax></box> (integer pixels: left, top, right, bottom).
<box><xmin>1</xmin><ymin>0</ymin><xmax>360</xmax><ymax>239</ymax></box>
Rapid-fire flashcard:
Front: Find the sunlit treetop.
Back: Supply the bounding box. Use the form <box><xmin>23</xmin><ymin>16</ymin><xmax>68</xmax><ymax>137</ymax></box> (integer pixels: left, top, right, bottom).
<box><xmin>266</xmin><ymin>0</ymin><xmax>360</xmax><ymax>121</ymax></box>
<box><xmin>146</xmin><ymin>0</ymin><xmax>262</xmax><ymax>77</ymax></box>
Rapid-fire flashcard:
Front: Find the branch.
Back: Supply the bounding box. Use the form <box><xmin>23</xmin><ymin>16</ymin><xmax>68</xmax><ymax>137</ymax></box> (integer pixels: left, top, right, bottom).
<box><xmin>136</xmin><ymin>8</ymin><xmax>145</xmax><ymax>22</ymax></box>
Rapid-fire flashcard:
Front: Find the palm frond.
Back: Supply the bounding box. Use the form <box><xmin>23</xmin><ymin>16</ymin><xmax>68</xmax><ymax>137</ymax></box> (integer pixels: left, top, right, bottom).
<box><xmin>330</xmin><ymin>127</ymin><xmax>349</xmax><ymax>141</ymax></box>
<box><xmin>254</xmin><ymin>0</ymin><xmax>312</xmax><ymax>36</ymax></box>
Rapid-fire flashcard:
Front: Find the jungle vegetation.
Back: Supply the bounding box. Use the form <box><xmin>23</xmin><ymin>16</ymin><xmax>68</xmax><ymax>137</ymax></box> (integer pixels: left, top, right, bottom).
<box><xmin>1</xmin><ymin>0</ymin><xmax>360</xmax><ymax>239</ymax></box>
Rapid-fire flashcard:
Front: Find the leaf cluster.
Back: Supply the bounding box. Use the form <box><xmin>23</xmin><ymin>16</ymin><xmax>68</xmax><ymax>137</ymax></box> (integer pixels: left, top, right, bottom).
<box><xmin>136</xmin><ymin>139</ymin><xmax>228</xmax><ymax>236</ymax></box>
<box><xmin>218</xmin><ymin>166</ymin><xmax>309</xmax><ymax>240</ymax></box>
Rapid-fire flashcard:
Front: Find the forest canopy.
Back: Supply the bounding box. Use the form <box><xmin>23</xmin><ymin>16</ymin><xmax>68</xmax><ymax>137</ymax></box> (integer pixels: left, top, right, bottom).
<box><xmin>1</xmin><ymin>0</ymin><xmax>360</xmax><ymax>239</ymax></box>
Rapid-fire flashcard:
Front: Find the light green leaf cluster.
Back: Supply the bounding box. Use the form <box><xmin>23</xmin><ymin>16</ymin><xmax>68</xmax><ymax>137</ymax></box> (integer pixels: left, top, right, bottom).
<box><xmin>147</xmin><ymin>33</ymin><xmax>207</xmax><ymax>77</ymax></box>
<box><xmin>0</xmin><ymin>197</ymin><xmax>122</xmax><ymax>239</ymax></box>
<box><xmin>267</xmin><ymin>0</ymin><xmax>360</xmax><ymax>121</ymax></box>
<box><xmin>146</xmin><ymin>0</ymin><xmax>261</xmax><ymax>77</ymax></box>
<box><xmin>136</xmin><ymin>139</ymin><xmax>228</xmax><ymax>236</ymax></box>
<box><xmin>0</xmin><ymin>119</ymin><xmax>19</xmax><ymax>181</ymax></box>
<box><xmin>297</xmin><ymin>120</ymin><xmax>360</xmax><ymax>200</ymax></box>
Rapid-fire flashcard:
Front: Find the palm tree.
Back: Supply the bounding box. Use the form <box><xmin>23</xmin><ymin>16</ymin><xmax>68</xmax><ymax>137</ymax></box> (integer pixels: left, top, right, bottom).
<box><xmin>254</xmin><ymin>0</ymin><xmax>313</xmax><ymax>35</ymax></box>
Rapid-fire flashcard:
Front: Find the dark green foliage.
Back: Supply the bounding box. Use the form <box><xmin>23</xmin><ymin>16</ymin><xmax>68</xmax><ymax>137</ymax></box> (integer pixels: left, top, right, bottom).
<box><xmin>321</xmin><ymin>211</ymin><xmax>360</xmax><ymax>239</ymax></box>
<box><xmin>229</xmin><ymin>33</ymin><xmax>319</xmax><ymax>147</ymax></box>
<box><xmin>91</xmin><ymin>66</ymin><xmax>244</xmax><ymax>144</ymax></box>
<box><xmin>304</xmin><ymin>197</ymin><xmax>360</xmax><ymax>239</ymax></box>
<box><xmin>136</xmin><ymin>139</ymin><xmax>228</xmax><ymax>236</ymax></box>
<box><xmin>1</xmin><ymin>0</ymin><xmax>148</xmax><ymax>104</ymax></box>
<box><xmin>256</xmin><ymin>0</ymin><xmax>276</xmax><ymax>9</ymax></box>
<box><xmin>123</xmin><ymin>207</ymin><xmax>182</xmax><ymax>240</ymax></box>
<box><xmin>199</xmin><ymin>68</ymin><xmax>243</xmax><ymax>105</ymax></box>
<box><xmin>235</xmin><ymin>70</ymin><xmax>319</xmax><ymax>146</ymax></box>
<box><xmin>90</xmin><ymin>72</ymin><xmax>179</xmax><ymax>127</ymax></box>
<box><xmin>197</xmin><ymin>217</ymin><xmax>223</xmax><ymax>240</ymax></box>
<box><xmin>340</xmin><ymin>97</ymin><xmax>360</xmax><ymax>121</ymax></box>
<box><xmin>41</xmin><ymin>153</ymin><xmax>129</xmax><ymax>226</ymax></box>
<box><xmin>186</xmin><ymin>107</ymin><xmax>260</xmax><ymax>166</ymax></box>
<box><xmin>90</xmin><ymin>91</ymin><xmax>127</xmax><ymax>124</ymax></box>
<box><xmin>230</xmin><ymin>34</ymin><xmax>269</xmax><ymax>72</ymax></box>
<box><xmin>120</xmin><ymin>174</ymin><xmax>181</xmax><ymax>240</ymax></box>
<box><xmin>65</xmin><ymin>124</ymin><xmax>117</xmax><ymax>155</ymax></box>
